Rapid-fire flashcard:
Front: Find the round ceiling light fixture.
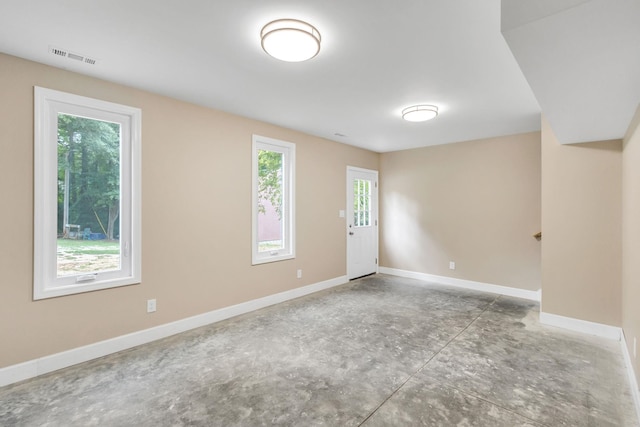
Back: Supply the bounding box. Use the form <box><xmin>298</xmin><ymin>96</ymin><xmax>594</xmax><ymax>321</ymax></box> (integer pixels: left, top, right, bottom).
<box><xmin>402</xmin><ymin>105</ymin><xmax>439</xmax><ymax>122</ymax></box>
<box><xmin>261</xmin><ymin>19</ymin><xmax>321</xmax><ymax>62</ymax></box>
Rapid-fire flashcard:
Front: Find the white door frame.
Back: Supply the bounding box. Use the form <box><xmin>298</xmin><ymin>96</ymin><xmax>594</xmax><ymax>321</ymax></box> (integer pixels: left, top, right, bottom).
<box><xmin>346</xmin><ymin>166</ymin><xmax>379</xmax><ymax>280</ymax></box>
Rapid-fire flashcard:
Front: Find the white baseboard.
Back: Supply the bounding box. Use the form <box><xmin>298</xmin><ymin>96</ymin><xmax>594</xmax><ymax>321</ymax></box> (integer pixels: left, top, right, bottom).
<box><xmin>379</xmin><ymin>267</ymin><xmax>541</xmax><ymax>302</ymax></box>
<box><xmin>539</xmin><ymin>311</ymin><xmax>621</xmax><ymax>341</ymax></box>
<box><xmin>0</xmin><ymin>275</ymin><xmax>348</xmax><ymax>388</ymax></box>
<box><xmin>621</xmin><ymin>331</ymin><xmax>640</xmax><ymax>424</ymax></box>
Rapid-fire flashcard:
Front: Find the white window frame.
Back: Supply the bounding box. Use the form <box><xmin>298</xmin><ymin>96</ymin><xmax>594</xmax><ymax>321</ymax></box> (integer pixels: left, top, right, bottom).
<box><xmin>34</xmin><ymin>87</ymin><xmax>141</xmax><ymax>300</ymax></box>
<box><xmin>252</xmin><ymin>135</ymin><xmax>295</xmax><ymax>265</ymax></box>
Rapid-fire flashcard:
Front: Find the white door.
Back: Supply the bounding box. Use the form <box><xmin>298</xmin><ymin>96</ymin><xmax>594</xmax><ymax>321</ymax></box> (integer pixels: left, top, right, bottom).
<box><xmin>347</xmin><ymin>167</ymin><xmax>378</xmax><ymax>279</ymax></box>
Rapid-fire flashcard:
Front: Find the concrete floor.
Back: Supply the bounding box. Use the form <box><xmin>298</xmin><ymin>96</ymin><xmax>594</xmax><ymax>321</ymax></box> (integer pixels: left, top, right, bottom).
<box><xmin>0</xmin><ymin>274</ymin><xmax>637</xmax><ymax>426</ymax></box>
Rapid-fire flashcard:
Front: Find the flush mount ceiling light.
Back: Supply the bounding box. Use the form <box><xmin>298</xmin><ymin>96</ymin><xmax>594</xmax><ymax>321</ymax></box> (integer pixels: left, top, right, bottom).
<box><xmin>402</xmin><ymin>105</ymin><xmax>439</xmax><ymax>122</ymax></box>
<box><xmin>261</xmin><ymin>19</ymin><xmax>321</xmax><ymax>62</ymax></box>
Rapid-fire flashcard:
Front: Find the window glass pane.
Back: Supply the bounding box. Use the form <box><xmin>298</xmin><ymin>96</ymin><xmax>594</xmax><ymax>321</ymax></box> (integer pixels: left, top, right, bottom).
<box><xmin>56</xmin><ymin>114</ymin><xmax>121</xmax><ymax>276</ymax></box>
<box><xmin>365</xmin><ymin>184</ymin><xmax>370</xmax><ymax>213</ymax></box>
<box><xmin>257</xmin><ymin>149</ymin><xmax>284</xmax><ymax>252</ymax></box>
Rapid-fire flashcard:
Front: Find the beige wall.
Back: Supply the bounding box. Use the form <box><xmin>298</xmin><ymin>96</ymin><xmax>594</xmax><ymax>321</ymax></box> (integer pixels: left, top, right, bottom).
<box><xmin>0</xmin><ymin>53</ymin><xmax>379</xmax><ymax>368</ymax></box>
<box><xmin>541</xmin><ymin>116</ymin><xmax>622</xmax><ymax>326</ymax></box>
<box><xmin>379</xmin><ymin>132</ymin><xmax>541</xmax><ymax>291</ymax></box>
<box><xmin>622</xmin><ymin>105</ymin><xmax>640</xmax><ymax>383</ymax></box>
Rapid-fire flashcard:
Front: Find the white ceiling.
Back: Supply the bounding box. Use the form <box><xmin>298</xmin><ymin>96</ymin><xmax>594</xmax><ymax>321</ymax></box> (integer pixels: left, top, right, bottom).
<box><xmin>502</xmin><ymin>0</ymin><xmax>640</xmax><ymax>144</ymax></box>
<box><xmin>0</xmin><ymin>1</ymin><xmax>636</xmax><ymax>152</ymax></box>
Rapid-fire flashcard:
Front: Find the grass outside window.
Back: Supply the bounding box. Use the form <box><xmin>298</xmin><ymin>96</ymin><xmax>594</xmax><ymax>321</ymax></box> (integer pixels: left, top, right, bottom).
<box><xmin>57</xmin><ymin>239</ymin><xmax>120</xmax><ymax>276</ymax></box>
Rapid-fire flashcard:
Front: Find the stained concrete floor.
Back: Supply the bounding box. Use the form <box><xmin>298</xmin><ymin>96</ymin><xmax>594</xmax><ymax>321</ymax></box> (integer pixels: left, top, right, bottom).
<box><xmin>1</xmin><ymin>274</ymin><xmax>638</xmax><ymax>426</ymax></box>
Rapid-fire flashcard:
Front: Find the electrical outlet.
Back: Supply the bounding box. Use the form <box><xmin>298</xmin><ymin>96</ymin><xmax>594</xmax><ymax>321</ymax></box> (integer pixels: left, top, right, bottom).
<box><xmin>449</xmin><ymin>261</ymin><xmax>456</xmax><ymax>270</ymax></box>
<box><xmin>147</xmin><ymin>299</ymin><xmax>156</xmax><ymax>313</ymax></box>
<box><xmin>297</xmin><ymin>269</ymin><xmax>302</xmax><ymax>279</ymax></box>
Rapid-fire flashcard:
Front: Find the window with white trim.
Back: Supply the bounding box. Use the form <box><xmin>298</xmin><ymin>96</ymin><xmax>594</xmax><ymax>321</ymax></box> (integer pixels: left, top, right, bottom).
<box><xmin>34</xmin><ymin>87</ymin><xmax>141</xmax><ymax>299</ymax></box>
<box><xmin>252</xmin><ymin>135</ymin><xmax>295</xmax><ymax>264</ymax></box>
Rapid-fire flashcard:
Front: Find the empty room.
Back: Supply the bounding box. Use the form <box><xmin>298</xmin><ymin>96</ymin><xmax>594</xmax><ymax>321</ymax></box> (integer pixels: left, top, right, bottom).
<box><xmin>1</xmin><ymin>0</ymin><xmax>640</xmax><ymax>425</ymax></box>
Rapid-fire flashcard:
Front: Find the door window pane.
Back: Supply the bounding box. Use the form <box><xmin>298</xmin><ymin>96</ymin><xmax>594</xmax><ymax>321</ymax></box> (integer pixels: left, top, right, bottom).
<box><xmin>353</xmin><ymin>178</ymin><xmax>371</xmax><ymax>227</ymax></box>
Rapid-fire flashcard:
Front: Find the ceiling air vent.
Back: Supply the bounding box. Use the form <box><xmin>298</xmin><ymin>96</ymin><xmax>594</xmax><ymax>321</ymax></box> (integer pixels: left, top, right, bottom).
<box><xmin>49</xmin><ymin>46</ymin><xmax>98</xmax><ymax>66</ymax></box>
<box><xmin>50</xmin><ymin>47</ymin><xmax>67</xmax><ymax>58</ymax></box>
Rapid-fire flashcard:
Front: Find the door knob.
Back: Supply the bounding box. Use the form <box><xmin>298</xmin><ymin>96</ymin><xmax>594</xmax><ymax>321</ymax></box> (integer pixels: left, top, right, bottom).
<box><xmin>349</xmin><ymin>231</ymin><xmax>354</xmax><ymax>235</ymax></box>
